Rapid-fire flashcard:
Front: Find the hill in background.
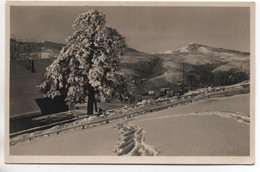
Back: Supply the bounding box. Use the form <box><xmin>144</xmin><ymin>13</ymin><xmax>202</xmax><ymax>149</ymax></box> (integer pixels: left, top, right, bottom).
<box><xmin>10</xmin><ymin>40</ymin><xmax>250</xmax><ymax>115</ymax></box>
<box><xmin>149</xmin><ymin>43</ymin><xmax>249</xmax><ymax>91</ymax></box>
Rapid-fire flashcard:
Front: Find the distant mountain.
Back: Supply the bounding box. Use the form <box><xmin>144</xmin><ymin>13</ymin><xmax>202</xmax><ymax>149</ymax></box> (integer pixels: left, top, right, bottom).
<box><xmin>11</xmin><ymin>40</ymin><xmax>250</xmax><ymax>93</ymax></box>
<box><xmin>177</xmin><ymin>43</ymin><xmax>249</xmax><ymax>56</ymax></box>
<box><xmin>154</xmin><ymin>42</ymin><xmax>249</xmax><ymax>56</ymax></box>
<box><xmin>145</xmin><ymin>43</ymin><xmax>250</xmax><ymax>91</ymax></box>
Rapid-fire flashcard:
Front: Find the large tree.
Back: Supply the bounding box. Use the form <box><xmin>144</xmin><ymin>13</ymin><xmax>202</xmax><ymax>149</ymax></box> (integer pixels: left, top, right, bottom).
<box><xmin>38</xmin><ymin>10</ymin><xmax>127</xmax><ymax>115</ymax></box>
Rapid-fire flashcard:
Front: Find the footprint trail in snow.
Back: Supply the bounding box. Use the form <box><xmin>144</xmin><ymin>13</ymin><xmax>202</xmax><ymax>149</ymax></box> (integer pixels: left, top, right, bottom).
<box><xmin>113</xmin><ymin>121</ymin><xmax>159</xmax><ymax>156</ymax></box>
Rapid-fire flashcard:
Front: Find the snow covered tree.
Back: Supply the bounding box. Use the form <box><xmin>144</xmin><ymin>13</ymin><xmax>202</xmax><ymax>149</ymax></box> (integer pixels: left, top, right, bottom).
<box><xmin>38</xmin><ymin>10</ymin><xmax>127</xmax><ymax>115</ymax></box>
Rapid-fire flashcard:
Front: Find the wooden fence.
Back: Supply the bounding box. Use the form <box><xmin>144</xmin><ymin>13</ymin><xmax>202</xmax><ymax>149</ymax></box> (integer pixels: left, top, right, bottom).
<box><xmin>10</xmin><ymin>87</ymin><xmax>250</xmax><ymax>145</ymax></box>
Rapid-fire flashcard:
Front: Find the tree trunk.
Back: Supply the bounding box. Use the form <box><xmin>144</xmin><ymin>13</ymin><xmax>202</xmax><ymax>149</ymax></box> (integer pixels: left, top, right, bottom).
<box><xmin>94</xmin><ymin>94</ymin><xmax>97</xmax><ymax>112</ymax></box>
<box><xmin>87</xmin><ymin>86</ymin><xmax>94</xmax><ymax>115</ymax></box>
<box><xmin>28</xmin><ymin>59</ymin><xmax>31</xmax><ymax>70</ymax></box>
<box><xmin>31</xmin><ymin>60</ymin><xmax>34</xmax><ymax>73</ymax></box>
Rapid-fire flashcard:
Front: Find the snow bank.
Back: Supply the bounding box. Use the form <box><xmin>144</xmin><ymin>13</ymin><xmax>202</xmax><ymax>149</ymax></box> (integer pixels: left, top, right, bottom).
<box><xmin>139</xmin><ymin>111</ymin><xmax>250</xmax><ymax>124</ymax></box>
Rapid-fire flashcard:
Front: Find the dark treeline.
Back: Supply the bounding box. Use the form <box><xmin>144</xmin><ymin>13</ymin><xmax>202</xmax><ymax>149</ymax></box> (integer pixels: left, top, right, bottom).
<box><xmin>180</xmin><ymin>63</ymin><xmax>249</xmax><ymax>90</ymax></box>
<box><xmin>10</xmin><ymin>38</ymin><xmax>41</xmax><ymax>60</ymax></box>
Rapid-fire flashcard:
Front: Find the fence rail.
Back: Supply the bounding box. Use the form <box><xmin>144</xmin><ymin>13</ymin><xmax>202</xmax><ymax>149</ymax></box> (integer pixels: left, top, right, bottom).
<box><xmin>10</xmin><ymin>87</ymin><xmax>249</xmax><ymax>145</ymax></box>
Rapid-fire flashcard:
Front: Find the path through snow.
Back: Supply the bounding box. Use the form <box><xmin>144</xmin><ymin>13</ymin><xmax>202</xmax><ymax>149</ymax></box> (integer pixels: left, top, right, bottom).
<box><xmin>113</xmin><ymin>121</ymin><xmax>159</xmax><ymax>156</ymax></box>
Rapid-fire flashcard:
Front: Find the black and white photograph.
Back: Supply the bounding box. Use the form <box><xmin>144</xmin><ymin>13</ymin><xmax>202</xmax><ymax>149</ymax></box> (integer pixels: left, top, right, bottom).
<box><xmin>4</xmin><ymin>1</ymin><xmax>255</xmax><ymax>164</ymax></box>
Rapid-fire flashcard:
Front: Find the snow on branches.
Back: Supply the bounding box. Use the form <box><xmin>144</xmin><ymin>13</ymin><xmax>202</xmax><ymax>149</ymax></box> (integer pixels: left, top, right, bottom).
<box><xmin>38</xmin><ymin>10</ymin><xmax>127</xmax><ymax>111</ymax></box>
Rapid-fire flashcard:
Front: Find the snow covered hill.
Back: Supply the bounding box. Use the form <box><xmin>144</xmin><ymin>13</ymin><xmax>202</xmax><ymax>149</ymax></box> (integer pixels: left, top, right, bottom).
<box><xmin>147</xmin><ymin>43</ymin><xmax>250</xmax><ymax>90</ymax></box>
<box><xmin>119</xmin><ymin>48</ymin><xmax>159</xmax><ymax>79</ymax></box>
<box><xmin>11</xmin><ymin>41</ymin><xmax>250</xmax><ymax>93</ymax></box>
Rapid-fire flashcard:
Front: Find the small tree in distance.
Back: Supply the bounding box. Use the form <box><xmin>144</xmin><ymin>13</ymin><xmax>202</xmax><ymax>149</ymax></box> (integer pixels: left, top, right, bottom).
<box><xmin>38</xmin><ymin>10</ymin><xmax>127</xmax><ymax>115</ymax></box>
<box><xmin>176</xmin><ymin>63</ymin><xmax>189</xmax><ymax>85</ymax></box>
<box><xmin>176</xmin><ymin>63</ymin><xmax>190</xmax><ymax>94</ymax></box>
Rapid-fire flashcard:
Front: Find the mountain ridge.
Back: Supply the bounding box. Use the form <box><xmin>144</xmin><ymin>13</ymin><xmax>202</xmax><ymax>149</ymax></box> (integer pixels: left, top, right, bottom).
<box><xmin>153</xmin><ymin>42</ymin><xmax>249</xmax><ymax>56</ymax></box>
<box><xmin>11</xmin><ymin>40</ymin><xmax>250</xmax><ymax>93</ymax></box>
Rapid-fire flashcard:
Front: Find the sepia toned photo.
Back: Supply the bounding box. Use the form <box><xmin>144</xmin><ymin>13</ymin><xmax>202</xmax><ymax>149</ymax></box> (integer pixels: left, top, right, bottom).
<box><xmin>5</xmin><ymin>1</ymin><xmax>255</xmax><ymax>164</ymax></box>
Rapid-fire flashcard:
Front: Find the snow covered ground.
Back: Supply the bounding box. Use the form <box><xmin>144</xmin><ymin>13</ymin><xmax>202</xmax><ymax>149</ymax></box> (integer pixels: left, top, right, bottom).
<box><xmin>10</xmin><ymin>94</ymin><xmax>250</xmax><ymax>156</ymax></box>
<box><xmin>133</xmin><ymin>112</ymin><xmax>249</xmax><ymax>156</ymax></box>
<box><xmin>10</xmin><ymin>123</ymin><xmax>118</xmax><ymax>155</ymax></box>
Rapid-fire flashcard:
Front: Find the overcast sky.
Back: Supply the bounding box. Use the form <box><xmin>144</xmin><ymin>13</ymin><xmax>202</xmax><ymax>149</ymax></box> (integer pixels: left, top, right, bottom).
<box><xmin>10</xmin><ymin>6</ymin><xmax>250</xmax><ymax>53</ymax></box>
